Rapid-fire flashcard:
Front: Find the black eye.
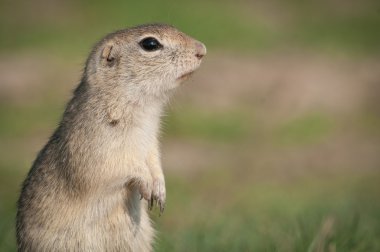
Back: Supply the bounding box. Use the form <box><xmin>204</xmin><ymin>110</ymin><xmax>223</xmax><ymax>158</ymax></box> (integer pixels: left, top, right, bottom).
<box><xmin>139</xmin><ymin>37</ymin><xmax>162</xmax><ymax>51</ymax></box>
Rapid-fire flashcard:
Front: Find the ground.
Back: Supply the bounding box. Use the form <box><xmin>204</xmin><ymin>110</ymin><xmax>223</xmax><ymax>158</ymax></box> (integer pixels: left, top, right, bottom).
<box><xmin>0</xmin><ymin>51</ymin><xmax>379</xmax><ymax>251</ymax></box>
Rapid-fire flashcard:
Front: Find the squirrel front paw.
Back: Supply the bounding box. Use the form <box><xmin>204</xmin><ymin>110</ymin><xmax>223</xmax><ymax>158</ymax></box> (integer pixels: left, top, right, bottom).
<box><xmin>128</xmin><ymin>176</ymin><xmax>166</xmax><ymax>214</ymax></box>
<box><xmin>137</xmin><ymin>179</ymin><xmax>153</xmax><ymax>202</ymax></box>
<box><xmin>150</xmin><ymin>177</ymin><xmax>166</xmax><ymax>214</ymax></box>
<box><xmin>127</xmin><ymin>175</ymin><xmax>153</xmax><ymax>200</ymax></box>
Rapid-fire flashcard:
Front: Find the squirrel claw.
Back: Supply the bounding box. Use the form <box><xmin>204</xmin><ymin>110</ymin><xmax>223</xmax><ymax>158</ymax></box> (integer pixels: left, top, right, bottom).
<box><xmin>151</xmin><ymin>177</ymin><xmax>166</xmax><ymax>214</ymax></box>
<box><xmin>148</xmin><ymin>197</ymin><xmax>154</xmax><ymax>211</ymax></box>
<box><xmin>159</xmin><ymin>201</ymin><xmax>165</xmax><ymax>215</ymax></box>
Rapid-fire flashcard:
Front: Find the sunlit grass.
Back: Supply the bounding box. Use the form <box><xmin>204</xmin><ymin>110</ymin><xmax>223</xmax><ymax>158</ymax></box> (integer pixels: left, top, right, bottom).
<box><xmin>164</xmin><ymin>109</ymin><xmax>250</xmax><ymax>142</ymax></box>
<box><xmin>153</xmin><ymin>173</ymin><xmax>380</xmax><ymax>251</ymax></box>
<box><xmin>274</xmin><ymin>113</ymin><xmax>334</xmax><ymax>145</ymax></box>
<box><xmin>1</xmin><ymin>0</ymin><xmax>379</xmax><ymax>55</ymax></box>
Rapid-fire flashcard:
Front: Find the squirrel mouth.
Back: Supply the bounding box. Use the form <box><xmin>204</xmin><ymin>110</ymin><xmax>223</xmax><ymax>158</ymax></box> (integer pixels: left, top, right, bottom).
<box><xmin>177</xmin><ymin>71</ymin><xmax>194</xmax><ymax>81</ymax></box>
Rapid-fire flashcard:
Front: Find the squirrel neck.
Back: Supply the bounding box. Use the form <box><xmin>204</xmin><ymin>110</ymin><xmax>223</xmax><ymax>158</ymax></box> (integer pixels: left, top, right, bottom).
<box><xmin>64</xmin><ymin>79</ymin><xmax>168</xmax><ymax>131</ymax></box>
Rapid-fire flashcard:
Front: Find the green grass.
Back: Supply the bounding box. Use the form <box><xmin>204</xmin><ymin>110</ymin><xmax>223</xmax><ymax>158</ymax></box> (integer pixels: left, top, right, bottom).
<box><xmin>2</xmin><ymin>170</ymin><xmax>380</xmax><ymax>251</ymax></box>
<box><xmin>152</xmin><ymin>173</ymin><xmax>380</xmax><ymax>251</ymax></box>
<box><xmin>1</xmin><ymin>0</ymin><xmax>380</xmax><ymax>56</ymax></box>
<box><xmin>164</xmin><ymin>108</ymin><xmax>250</xmax><ymax>142</ymax></box>
<box><xmin>0</xmin><ymin>168</ymin><xmax>21</xmax><ymax>252</ymax></box>
<box><xmin>0</xmin><ymin>102</ymin><xmax>61</xmax><ymax>139</ymax></box>
<box><xmin>274</xmin><ymin>113</ymin><xmax>334</xmax><ymax>145</ymax></box>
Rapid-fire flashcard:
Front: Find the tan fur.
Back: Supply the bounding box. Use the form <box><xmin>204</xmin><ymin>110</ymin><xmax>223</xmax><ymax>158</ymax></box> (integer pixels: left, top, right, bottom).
<box><xmin>16</xmin><ymin>24</ymin><xmax>206</xmax><ymax>252</ymax></box>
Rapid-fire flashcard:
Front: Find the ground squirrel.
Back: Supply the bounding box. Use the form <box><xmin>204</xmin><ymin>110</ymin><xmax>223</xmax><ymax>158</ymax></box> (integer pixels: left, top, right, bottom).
<box><xmin>16</xmin><ymin>24</ymin><xmax>206</xmax><ymax>252</ymax></box>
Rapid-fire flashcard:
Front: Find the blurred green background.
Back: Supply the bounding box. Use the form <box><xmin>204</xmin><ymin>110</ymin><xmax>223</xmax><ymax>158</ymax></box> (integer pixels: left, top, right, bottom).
<box><xmin>1</xmin><ymin>0</ymin><xmax>380</xmax><ymax>251</ymax></box>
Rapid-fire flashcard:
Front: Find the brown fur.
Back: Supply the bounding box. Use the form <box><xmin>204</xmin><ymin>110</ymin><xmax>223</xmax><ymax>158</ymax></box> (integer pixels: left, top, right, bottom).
<box><xmin>16</xmin><ymin>23</ymin><xmax>206</xmax><ymax>252</ymax></box>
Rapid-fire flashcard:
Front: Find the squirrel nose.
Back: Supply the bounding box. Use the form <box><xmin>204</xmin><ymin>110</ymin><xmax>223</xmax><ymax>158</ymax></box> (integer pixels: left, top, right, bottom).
<box><xmin>195</xmin><ymin>42</ymin><xmax>206</xmax><ymax>60</ymax></box>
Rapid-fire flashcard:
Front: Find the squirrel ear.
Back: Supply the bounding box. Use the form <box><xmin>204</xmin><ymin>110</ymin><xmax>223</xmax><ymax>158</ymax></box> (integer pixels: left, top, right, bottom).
<box><xmin>101</xmin><ymin>43</ymin><xmax>119</xmax><ymax>66</ymax></box>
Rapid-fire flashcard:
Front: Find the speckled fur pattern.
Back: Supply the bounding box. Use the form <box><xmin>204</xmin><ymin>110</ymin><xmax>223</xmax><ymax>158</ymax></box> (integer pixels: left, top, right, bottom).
<box><xmin>16</xmin><ymin>24</ymin><xmax>206</xmax><ymax>252</ymax></box>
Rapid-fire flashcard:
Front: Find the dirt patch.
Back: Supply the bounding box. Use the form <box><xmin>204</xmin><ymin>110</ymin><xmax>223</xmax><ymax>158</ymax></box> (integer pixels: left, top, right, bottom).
<box><xmin>0</xmin><ymin>53</ymin><xmax>80</xmax><ymax>104</ymax></box>
<box><xmin>178</xmin><ymin>52</ymin><xmax>380</xmax><ymax>117</ymax></box>
<box><xmin>1</xmin><ymin>51</ymin><xmax>379</xmax><ymax>113</ymax></box>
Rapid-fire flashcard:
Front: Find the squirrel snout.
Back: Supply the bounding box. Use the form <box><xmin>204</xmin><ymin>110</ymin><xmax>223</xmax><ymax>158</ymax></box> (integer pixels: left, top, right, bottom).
<box><xmin>195</xmin><ymin>42</ymin><xmax>206</xmax><ymax>60</ymax></box>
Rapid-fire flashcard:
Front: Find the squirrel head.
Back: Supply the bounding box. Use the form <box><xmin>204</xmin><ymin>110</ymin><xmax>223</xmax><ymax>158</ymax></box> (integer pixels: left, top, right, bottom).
<box><xmin>84</xmin><ymin>24</ymin><xmax>206</xmax><ymax>103</ymax></box>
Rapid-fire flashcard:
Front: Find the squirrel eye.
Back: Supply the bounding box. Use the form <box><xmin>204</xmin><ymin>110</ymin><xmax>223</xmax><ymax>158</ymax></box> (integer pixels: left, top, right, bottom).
<box><xmin>139</xmin><ymin>37</ymin><xmax>162</xmax><ymax>51</ymax></box>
